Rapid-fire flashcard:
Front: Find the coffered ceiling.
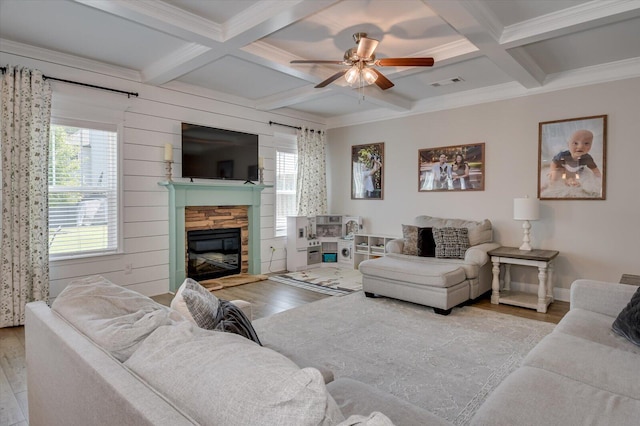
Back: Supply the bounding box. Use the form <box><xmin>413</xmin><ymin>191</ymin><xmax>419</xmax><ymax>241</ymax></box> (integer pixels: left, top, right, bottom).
<box><xmin>1</xmin><ymin>0</ymin><xmax>639</xmax><ymax>128</ymax></box>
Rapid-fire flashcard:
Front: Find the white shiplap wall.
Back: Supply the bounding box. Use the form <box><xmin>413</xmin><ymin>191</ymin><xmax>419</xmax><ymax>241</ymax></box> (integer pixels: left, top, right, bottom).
<box><xmin>0</xmin><ymin>48</ymin><xmax>323</xmax><ymax>298</ymax></box>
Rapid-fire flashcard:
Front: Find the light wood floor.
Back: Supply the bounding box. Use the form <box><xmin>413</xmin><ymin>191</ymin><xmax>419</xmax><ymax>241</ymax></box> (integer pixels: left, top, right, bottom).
<box><xmin>0</xmin><ymin>279</ymin><xmax>569</xmax><ymax>426</ymax></box>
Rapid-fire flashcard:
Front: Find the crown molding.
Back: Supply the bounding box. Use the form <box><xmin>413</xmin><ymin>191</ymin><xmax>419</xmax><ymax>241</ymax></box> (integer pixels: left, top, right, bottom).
<box><xmin>500</xmin><ymin>0</ymin><xmax>640</xmax><ymax>48</ymax></box>
<box><xmin>0</xmin><ymin>38</ymin><xmax>141</xmax><ymax>82</ymax></box>
<box><xmin>326</xmin><ymin>57</ymin><xmax>640</xmax><ymax>129</ymax></box>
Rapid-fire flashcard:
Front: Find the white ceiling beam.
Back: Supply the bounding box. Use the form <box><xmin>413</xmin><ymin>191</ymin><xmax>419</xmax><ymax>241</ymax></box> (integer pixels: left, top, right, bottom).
<box><xmin>254</xmin><ymin>86</ymin><xmax>335</xmax><ymax>111</ymax></box>
<box><xmin>141</xmin><ymin>0</ymin><xmax>340</xmax><ymax>85</ymax></box>
<box><xmin>141</xmin><ymin>43</ymin><xmax>214</xmax><ymax>85</ymax></box>
<box><xmin>75</xmin><ymin>0</ymin><xmax>339</xmax><ymax>86</ymax></box>
<box><xmin>223</xmin><ymin>0</ymin><xmax>340</xmax><ymax>44</ymax></box>
<box><xmin>423</xmin><ymin>0</ymin><xmax>544</xmax><ymax>88</ymax></box>
<box><xmin>72</xmin><ymin>0</ymin><xmax>224</xmax><ymax>45</ymax></box>
<box><xmin>500</xmin><ymin>0</ymin><xmax>640</xmax><ymax>49</ymax></box>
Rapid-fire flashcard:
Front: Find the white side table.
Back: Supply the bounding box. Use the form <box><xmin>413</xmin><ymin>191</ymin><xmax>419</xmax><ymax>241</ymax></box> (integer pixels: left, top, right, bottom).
<box><xmin>488</xmin><ymin>246</ymin><xmax>560</xmax><ymax>313</ymax></box>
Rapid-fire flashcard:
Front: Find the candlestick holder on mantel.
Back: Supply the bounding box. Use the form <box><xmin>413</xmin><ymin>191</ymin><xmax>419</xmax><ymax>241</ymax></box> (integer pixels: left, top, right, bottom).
<box><xmin>164</xmin><ymin>160</ymin><xmax>174</xmax><ymax>182</ymax></box>
<box><xmin>258</xmin><ymin>167</ymin><xmax>264</xmax><ymax>184</ymax></box>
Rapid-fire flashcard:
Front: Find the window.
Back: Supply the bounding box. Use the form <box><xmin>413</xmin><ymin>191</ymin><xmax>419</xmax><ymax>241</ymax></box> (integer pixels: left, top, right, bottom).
<box><xmin>48</xmin><ymin>120</ymin><xmax>119</xmax><ymax>258</ymax></box>
<box><xmin>275</xmin><ymin>148</ymin><xmax>298</xmax><ymax>236</ymax></box>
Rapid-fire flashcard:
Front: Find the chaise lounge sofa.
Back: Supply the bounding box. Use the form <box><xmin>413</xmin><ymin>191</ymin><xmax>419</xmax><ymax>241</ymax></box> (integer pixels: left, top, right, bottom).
<box><xmin>359</xmin><ymin>215</ymin><xmax>499</xmax><ymax>314</ymax></box>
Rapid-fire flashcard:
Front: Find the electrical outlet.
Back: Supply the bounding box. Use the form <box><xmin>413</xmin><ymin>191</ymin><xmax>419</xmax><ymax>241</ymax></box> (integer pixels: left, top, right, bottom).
<box><xmin>270</xmin><ymin>246</ymin><xmax>276</xmax><ymax>252</ymax></box>
<box><xmin>124</xmin><ymin>263</ymin><xmax>133</xmax><ymax>274</ymax></box>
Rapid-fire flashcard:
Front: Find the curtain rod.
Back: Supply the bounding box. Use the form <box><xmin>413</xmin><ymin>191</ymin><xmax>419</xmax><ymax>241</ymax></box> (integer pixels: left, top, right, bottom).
<box><xmin>0</xmin><ymin>66</ymin><xmax>139</xmax><ymax>98</ymax></box>
<box><xmin>269</xmin><ymin>120</ymin><xmax>321</xmax><ymax>133</ymax></box>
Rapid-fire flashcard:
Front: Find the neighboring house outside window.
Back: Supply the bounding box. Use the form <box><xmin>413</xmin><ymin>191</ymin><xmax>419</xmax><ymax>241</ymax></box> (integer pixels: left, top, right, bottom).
<box><xmin>275</xmin><ymin>148</ymin><xmax>297</xmax><ymax>237</ymax></box>
<box><xmin>48</xmin><ymin>120</ymin><xmax>119</xmax><ymax>258</ymax></box>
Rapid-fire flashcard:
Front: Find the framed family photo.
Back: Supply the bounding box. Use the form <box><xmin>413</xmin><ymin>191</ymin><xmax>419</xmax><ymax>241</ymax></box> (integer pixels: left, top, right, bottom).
<box><xmin>418</xmin><ymin>143</ymin><xmax>485</xmax><ymax>192</ymax></box>
<box><xmin>538</xmin><ymin>115</ymin><xmax>607</xmax><ymax>200</ymax></box>
<box><xmin>351</xmin><ymin>142</ymin><xmax>384</xmax><ymax>200</ymax></box>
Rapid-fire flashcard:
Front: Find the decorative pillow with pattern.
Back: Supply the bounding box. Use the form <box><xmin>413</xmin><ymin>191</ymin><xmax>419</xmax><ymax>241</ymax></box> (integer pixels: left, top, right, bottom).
<box><xmin>612</xmin><ymin>286</ymin><xmax>640</xmax><ymax>347</ymax></box>
<box><xmin>402</xmin><ymin>224</ymin><xmax>419</xmax><ymax>255</ymax></box>
<box><xmin>180</xmin><ymin>278</ymin><xmax>220</xmax><ymax>330</ymax></box>
<box><xmin>432</xmin><ymin>227</ymin><xmax>470</xmax><ymax>259</ymax></box>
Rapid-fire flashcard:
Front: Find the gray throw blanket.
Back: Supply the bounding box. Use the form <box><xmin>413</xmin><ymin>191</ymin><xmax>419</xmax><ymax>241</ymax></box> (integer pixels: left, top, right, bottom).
<box><xmin>214</xmin><ymin>300</ymin><xmax>262</xmax><ymax>346</ymax></box>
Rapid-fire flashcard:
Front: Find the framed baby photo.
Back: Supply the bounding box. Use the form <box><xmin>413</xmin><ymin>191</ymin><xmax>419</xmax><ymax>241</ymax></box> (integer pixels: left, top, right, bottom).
<box><xmin>351</xmin><ymin>142</ymin><xmax>384</xmax><ymax>200</ymax></box>
<box><xmin>538</xmin><ymin>115</ymin><xmax>607</xmax><ymax>200</ymax></box>
<box><xmin>418</xmin><ymin>143</ymin><xmax>485</xmax><ymax>192</ymax></box>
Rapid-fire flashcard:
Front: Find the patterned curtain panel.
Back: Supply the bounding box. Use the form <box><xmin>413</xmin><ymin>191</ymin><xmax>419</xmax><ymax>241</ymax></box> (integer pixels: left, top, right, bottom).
<box><xmin>1</xmin><ymin>66</ymin><xmax>52</xmax><ymax>327</ymax></box>
<box><xmin>296</xmin><ymin>127</ymin><xmax>328</xmax><ymax>216</ymax></box>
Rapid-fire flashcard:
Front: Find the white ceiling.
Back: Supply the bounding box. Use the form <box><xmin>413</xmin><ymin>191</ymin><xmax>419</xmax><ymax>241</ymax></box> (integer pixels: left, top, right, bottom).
<box><xmin>1</xmin><ymin>0</ymin><xmax>639</xmax><ymax>128</ymax></box>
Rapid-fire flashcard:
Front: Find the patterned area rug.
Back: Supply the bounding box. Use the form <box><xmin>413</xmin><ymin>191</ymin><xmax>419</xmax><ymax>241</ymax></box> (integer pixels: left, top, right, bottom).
<box><xmin>253</xmin><ymin>293</ymin><xmax>555</xmax><ymax>425</ymax></box>
<box><xmin>269</xmin><ymin>267</ymin><xmax>362</xmax><ymax>296</ymax></box>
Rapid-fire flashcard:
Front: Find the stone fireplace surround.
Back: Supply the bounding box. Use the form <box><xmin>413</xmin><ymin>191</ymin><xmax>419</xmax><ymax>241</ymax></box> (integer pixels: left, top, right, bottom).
<box><xmin>160</xmin><ymin>181</ymin><xmax>267</xmax><ymax>293</ymax></box>
<box><xmin>185</xmin><ymin>206</ymin><xmax>249</xmax><ymax>278</ymax></box>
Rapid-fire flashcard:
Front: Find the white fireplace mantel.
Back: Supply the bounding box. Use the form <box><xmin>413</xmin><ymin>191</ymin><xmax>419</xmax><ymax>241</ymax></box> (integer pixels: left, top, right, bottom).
<box><xmin>159</xmin><ymin>180</ymin><xmax>269</xmax><ymax>292</ymax></box>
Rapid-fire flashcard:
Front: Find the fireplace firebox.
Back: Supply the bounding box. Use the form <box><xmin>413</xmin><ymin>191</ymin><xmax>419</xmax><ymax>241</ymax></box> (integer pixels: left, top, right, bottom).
<box><xmin>187</xmin><ymin>228</ymin><xmax>241</xmax><ymax>281</ymax></box>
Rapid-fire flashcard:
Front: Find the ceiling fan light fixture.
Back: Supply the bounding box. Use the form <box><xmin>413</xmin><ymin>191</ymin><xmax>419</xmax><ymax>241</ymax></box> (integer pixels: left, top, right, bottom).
<box><xmin>291</xmin><ymin>32</ymin><xmax>433</xmax><ymax>91</ymax></box>
<box><xmin>345</xmin><ymin>66</ymin><xmax>360</xmax><ymax>85</ymax></box>
<box><xmin>362</xmin><ymin>68</ymin><xmax>378</xmax><ymax>85</ymax></box>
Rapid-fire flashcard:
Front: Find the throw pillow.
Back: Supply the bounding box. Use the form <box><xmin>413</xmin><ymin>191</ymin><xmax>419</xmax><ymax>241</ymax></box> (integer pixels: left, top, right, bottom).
<box><xmin>170</xmin><ymin>278</ymin><xmax>198</xmax><ymax>323</ymax></box>
<box><xmin>417</xmin><ymin>227</ymin><xmax>436</xmax><ymax>257</ymax></box>
<box><xmin>432</xmin><ymin>227</ymin><xmax>470</xmax><ymax>259</ymax></box>
<box><xmin>612</xmin><ymin>287</ymin><xmax>640</xmax><ymax>347</ymax></box>
<box><xmin>215</xmin><ymin>300</ymin><xmax>262</xmax><ymax>346</ymax></box>
<box><xmin>173</xmin><ymin>278</ymin><xmax>262</xmax><ymax>345</ymax></box>
<box><xmin>401</xmin><ymin>224</ymin><xmax>419</xmax><ymax>255</ymax></box>
<box><xmin>179</xmin><ymin>278</ymin><xmax>220</xmax><ymax>330</ymax></box>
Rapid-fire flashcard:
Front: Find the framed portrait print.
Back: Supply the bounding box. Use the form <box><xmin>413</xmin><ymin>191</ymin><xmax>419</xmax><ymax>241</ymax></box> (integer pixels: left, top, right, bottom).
<box><xmin>538</xmin><ymin>115</ymin><xmax>607</xmax><ymax>200</ymax></box>
<box><xmin>418</xmin><ymin>143</ymin><xmax>485</xmax><ymax>191</ymax></box>
<box><xmin>351</xmin><ymin>142</ymin><xmax>384</xmax><ymax>200</ymax></box>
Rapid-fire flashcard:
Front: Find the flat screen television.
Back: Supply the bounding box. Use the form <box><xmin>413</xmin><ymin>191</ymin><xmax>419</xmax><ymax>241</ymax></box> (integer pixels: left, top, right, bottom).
<box><xmin>181</xmin><ymin>122</ymin><xmax>259</xmax><ymax>181</ymax></box>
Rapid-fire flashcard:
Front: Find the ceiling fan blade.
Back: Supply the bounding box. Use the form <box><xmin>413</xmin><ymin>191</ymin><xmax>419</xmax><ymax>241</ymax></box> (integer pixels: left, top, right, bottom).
<box><xmin>315</xmin><ymin>70</ymin><xmax>348</xmax><ymax>88</ymax></box>
<box><xmin>371</xmin><ymin>69</ymin><xmax>394</xmax><ymax>90</ymax></box>
<box><xmin>376</xmin><ymin>57</ymin><xmax>434</xmax><ymax>67</ymax></box>
<box><xmin>356</xmin><ymin>37</ymin><xmax>379</xmax><ymax>60</ymax></box>
<box><xmin>291</xmin><ymin>60</ymin><xmax>345</xmax><ymax>65</ymax></box>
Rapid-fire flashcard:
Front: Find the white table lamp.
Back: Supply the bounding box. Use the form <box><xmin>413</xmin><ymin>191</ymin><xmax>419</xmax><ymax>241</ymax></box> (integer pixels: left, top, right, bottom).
<box><xmin>513</xmin><ymin>196</ymin><xmax>539</xmax><ymax>251</ymax></box>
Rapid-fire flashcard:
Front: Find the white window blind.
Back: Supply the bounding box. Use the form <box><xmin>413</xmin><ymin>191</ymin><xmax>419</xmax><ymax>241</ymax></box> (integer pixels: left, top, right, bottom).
<box><xmin>48</xmin><ymin>121</ymin><xmax>118</xmax><ymax>258</ymax></box>
<box><xmin>275</xmin><ymin>148</ymin><xmax>298</xmax><ymax>236</ymax></box>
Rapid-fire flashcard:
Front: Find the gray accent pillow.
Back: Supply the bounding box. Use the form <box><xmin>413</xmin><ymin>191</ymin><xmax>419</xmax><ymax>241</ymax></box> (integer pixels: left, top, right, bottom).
<box><xmin>402</xmin><ymin>224</ymin><xmax>419</xmax><ymax>255</ymax></box>
<box><xmin>432</xmin><ymin>227</ymin><xmax>470</xmax><ymax>259</ymax></box>
<box><xmin>181</xmin><ymin>278</ymin><xmax>220</xmax><ymax>330</ymax></box>
<box><xmin>612</xmin><ymin>287</ymin><xmax>640</xmax><ymax>347</ymax></box>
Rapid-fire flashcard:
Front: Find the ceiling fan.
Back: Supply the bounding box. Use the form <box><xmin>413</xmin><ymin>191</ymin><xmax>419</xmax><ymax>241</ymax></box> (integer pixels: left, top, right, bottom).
<box><xmin>290</xmin><ymin>32</ymin><xmax>434</xmax><ymax>90</ymax></box>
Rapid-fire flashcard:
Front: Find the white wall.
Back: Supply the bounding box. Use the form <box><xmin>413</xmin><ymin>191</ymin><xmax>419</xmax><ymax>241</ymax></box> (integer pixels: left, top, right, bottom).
<box><xmin>327</xmin><ymin>77</ymin><xmax>640</xmax><ymax>299</ymax></box>
<box><xmin>0</xmin><ymin>50</ymin><xmax>321</xmax><ymax>297</ymax></box>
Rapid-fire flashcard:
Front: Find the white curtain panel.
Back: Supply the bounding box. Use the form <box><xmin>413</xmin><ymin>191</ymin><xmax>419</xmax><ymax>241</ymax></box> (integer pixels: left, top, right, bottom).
<box><xmin>1</xmin><ymin>66</ymin><xmax>52</xmax><ymax>327</ymax></box>
<box><xmin>296</xmin><ymin>127</ymin><xmax>328</xmax><ymax>216</ymax></box>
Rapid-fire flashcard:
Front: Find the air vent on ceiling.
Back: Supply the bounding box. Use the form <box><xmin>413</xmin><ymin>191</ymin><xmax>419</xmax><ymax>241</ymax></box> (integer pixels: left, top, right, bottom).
<box><xmin>430</xmin><ymin>77</ymin><xmax>464</xmax><ymax>87</ymax></box>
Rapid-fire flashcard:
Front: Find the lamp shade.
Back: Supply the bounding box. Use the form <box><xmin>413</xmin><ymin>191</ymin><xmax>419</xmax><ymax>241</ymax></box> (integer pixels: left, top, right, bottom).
<box><xmin>513</xmin><ymin>197</ymin><xmax>539</xmax><ymax>221</ymax></box>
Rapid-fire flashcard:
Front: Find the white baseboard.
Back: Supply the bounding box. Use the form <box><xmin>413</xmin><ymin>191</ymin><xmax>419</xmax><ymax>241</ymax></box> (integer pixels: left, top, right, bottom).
<box><xmin>506</xmin><ymin>281</ymin><xmax>570</xmax><ymax>303</ymax></box>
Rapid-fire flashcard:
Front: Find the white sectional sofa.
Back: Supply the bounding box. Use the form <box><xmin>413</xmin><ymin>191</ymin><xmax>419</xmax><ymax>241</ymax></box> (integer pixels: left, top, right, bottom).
<box><xmin>472</xmin><ymin>279</ymin><xmax>640</xmax><ymax>425</ymax></box>
<box><xmin>360</xmin><ymin>215</ymin><xmax>499</xmax><ymax>314</ymax></box>
<box><xmin>25</xmin><ymin>275</ymin><xmax>450</xmax><ymax>426</ymax></box>
<box><xmin>25</xmin><ymin>275</ymin><xmax>640</xmax><ymax>425</ymax></box>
